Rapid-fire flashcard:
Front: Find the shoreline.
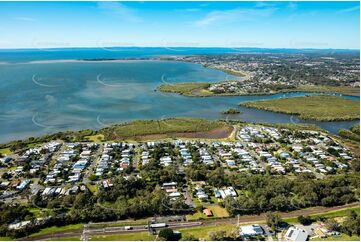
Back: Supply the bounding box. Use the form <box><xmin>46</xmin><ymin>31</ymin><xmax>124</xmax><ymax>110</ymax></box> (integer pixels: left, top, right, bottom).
<box><xmin>0</xmin><ymin>58</ymin><xmax>166</xmax><ymax>65</ymax></box>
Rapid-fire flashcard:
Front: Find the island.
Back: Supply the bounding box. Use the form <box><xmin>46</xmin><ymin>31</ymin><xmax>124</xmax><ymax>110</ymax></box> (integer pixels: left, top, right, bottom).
<box><xmin>240</xmin><ymin>95</ymin><xmax>360</xmax><ymax>121</ymax></box>
<box><xmin>222</xmin><ymin>108</ymin><xmax>241</xmax><ymax>114</ymax></box>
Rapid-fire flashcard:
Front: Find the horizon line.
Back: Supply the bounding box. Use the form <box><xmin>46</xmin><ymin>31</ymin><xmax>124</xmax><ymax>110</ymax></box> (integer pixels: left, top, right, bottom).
<box><xmin>0</xmin><ymin>46</ymin><xmax>359</xmax><ymax>51</ymax></box>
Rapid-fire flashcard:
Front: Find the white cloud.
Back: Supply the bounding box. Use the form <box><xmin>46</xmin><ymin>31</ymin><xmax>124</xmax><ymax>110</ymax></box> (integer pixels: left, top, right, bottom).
<box><xmin>287</xmin><ymin>2</ymin><xmax>298</xmax><ymax>10</ymax></box>
<box><xmin>97</xmin><ymin>2</ymin><xmax>141</xmax><ymax>23</ymax></box>
<box><xmin>185</xmin><ymin>8</ymin><xmax>201</xmax><ymax>12</ymax></box>
<box><xmin>195</xmin><ymin>7</ymin><xmax>277</xmax><ymax>27</ymax></box>
<box><xmin>255</xmin><ymin>2</ymin><xmax>277</xmax><ymax>8</ymax></box>
<box><xmin>14</xmin><ymin>17</ymin><xmax>36</xmax><ymax>22</ymax></box>
<box><xmin>337</xmin><ymin>5</ymin><xmax>360</xmax><ymax>14</ymax></box>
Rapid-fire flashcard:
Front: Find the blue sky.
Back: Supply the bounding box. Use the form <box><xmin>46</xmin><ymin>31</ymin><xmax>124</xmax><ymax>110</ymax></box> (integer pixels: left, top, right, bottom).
<box><xmin>0</xmin><ymin>1</ymin><xmax>359</xmax><ymax>49</ymax></box>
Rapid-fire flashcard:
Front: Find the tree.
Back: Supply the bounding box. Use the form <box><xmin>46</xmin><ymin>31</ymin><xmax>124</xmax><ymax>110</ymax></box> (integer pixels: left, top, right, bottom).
<box><xmin>325</xmin><ymin>218</ymin><xmax>340</xmax><ymax>231</ymax></box>
<box><xmin>208</xmin><ymin>230</ymin><xmax>227</xmax><ymax>241</ymax></box>
<box><xmin>341</xmin><ymin>210</ymin><xmax>360</xmax><ymax>236</ymax></box>
<box><xmin>159</xmin><ymin>228</ymin><xmax>174</xmax><ymax>240</ymax></box>
<box><xmin>297</xmin><ymin>215</ymin><xmax>313</xmax><ymax>225</ymax></box>
<box><xmin>266</xmin><ymin>212</ymin><xmax>282</xmax><ymax>231</ymax></box>
<box><xmin>180</xmin><ymin>234</ymin><xmax>198</xmax><ymax>241</ymax></box>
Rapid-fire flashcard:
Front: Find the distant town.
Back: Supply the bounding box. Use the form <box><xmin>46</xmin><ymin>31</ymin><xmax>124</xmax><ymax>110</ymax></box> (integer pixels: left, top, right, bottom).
<box><xmin>164</xmin><ymin>52</ymin><xmax>360</xmax><ymax>96</ymax></box>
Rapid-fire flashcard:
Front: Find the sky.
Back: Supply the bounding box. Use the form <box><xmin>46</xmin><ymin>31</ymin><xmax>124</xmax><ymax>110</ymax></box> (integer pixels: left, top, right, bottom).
<box><xmin>0</xmin><ymin>1</ymin><xmax>359</xmax><ymax>49</ymax></box>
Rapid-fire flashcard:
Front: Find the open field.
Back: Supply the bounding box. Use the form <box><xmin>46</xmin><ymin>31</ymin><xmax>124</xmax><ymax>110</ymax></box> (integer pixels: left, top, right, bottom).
<box><xmin>240</xmin><ymin>95</ymin><xmax>360</xmax><ymax>121</ymax></box>
<box><xmin>86</xmin><ymin>134</ymin><xmax>105</xmax><ymax>142</ymax></box>
<box><xmin>99</xmin><ymin>118</ymin><xmax>232</xmax><ymax>140</ymax></box>
<box><xmin>89</xmin><ymin>232</ymin><xmax>155</xmax><ymax>241</ymax></box>
<box><xmin>179</xmin><ymin>223</ymin><xmax>236</xmax><ymax>240</ymax></box>
<box><xmin>157</xmin><ymin>82</ymin><xmax>213</xmax><ymax>96</ymax></box>
<box><xmin>0</xmin><ymin>147</ymin><xmax>11</xmax><ymax>155</ymax></box>
<box><xmin>26</xmin><ymin>224</ymin><xmax>84</xmax><ymax>239</ymax></box>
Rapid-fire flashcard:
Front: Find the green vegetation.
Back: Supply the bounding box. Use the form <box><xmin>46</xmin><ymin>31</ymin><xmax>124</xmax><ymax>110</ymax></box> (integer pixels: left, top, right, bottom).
<box><xmin>85</xmin><ymin>134</ymin><xmax>105</xmax><ymax>142</ymax></box>
<box><xmin>0</xmin><ymin>148</ymin><xmax>11</xmax><ymax>156</ymax></box>
<box><xmin>55</xmin><ymin>237</ymin><xmax>81</xmax><ymax>241</ymax></box>
<box><xmin>223</xmin><ymin>173</ymin><xmax>359</xmax><ymax>216</ymax></box>
<box><xmin>27</xmin><ymin>224</ymin><xmax>83</xmax><ymax>238</ymax></box>
<box><xmin>283</xmin><ymin>207</ymin><xmax>359</xmax><ymax>224</ymax></box>
<box><xmin>158</xmin><ymin>81</ymin><xmax>360</xmax><ymax>98</ymax></box>
<box><xmin>222</xmin><ymin>108</ymin><xmax>241</xmax><ymax>114</ymax></box>
<box><xmin>241</xmin><ymin>95</ymin><xmax>360</xmax><ymax>121</ymax></box>
<box><xmin>290</xmin><ymin>85</ymin><xmax>360</xmax><ymax>97</ymax></box>
<box><xmin>158</xmin><ymin>82</ymin><xmax>212</xmax><ymax>96</ymax></box>
<box><xmin>89</xmin><ymin>232</ymin><xmax>155</xmax><ymax>241</ymax></box>
<box><xmin>339</xmin><ymin>124</ymin><xmax>360</xmax><ymax>142</ymax></box>
<box><xmin>179</xmin><ymin>224</ymin><xmax>236</xmax><ymax>240</ymax></box>
<box><xmin>100</xmin><ymin>118</ymin><xmax>229</xmax><ymax>140</ymax></box>
<box><xmin>0</xmin><ymin>129</ymin><xmax>96</xmax><ymax>150</ymax></box>
<box><xmin>311</xmin><ymin>234</ymin><xmax>360</xmax><ymax>241</ymax></box>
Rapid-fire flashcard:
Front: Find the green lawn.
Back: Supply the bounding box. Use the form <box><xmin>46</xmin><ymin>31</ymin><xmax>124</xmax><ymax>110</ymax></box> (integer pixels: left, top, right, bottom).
<box><xmin>311</xmin><ymin>234</ymin><xmax>360</xmax><ymax>241</ymax></box>
<box><xmin>0</xmin><ymin>148</ymin><xmax>11</xmax><ymax>156</ymax></box>
<box><xmin>0</xmin><ymin>237</ymin><xmax>12</xmax><ymax>241</ymax></box>
<box><xmin>86</xmin><ymin>183</ymin><xmax>99</xmax><ymax>194</ymax></box>
<box><xmin>179</xmin><ymin>224</ymin><xmax>236</xmax><ymax>240</ymax></box>
<box><xmin>241</xmin><ymin>95</ymin><xmax>360</xmax><ymax>121</ymax></box>
<box><xmin>52</xmin><ymin>237</ymin><xmax>81</xmax><ymax>241</ymax></box>
<box><xmin>27</xmin><ymin>224</ymin><xmax>83</xmax><ymax>238</ymax></box>
<box><xmin>89</xmin><ymin>232</ymin><xmax>155</xmax><ymax>241</ymax></box>
<box><xmin>85</xmin><ymin>134</ymin><xmax>105</xmax><ymax>142</ymax></box>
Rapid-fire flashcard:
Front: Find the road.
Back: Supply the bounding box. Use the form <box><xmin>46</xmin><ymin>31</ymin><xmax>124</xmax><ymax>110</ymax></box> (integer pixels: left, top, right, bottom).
<box><xmin>82</xmin><ymin>144</ymin><xmax>103</xmax><ymax>184</ymax></box>
<box><xmin>23</xmin><ymin>202</ymin><xmax>359</xmax><ymax>241</ymax></box>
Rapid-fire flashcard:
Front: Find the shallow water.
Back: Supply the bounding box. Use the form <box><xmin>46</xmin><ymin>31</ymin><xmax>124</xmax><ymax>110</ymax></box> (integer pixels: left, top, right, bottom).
<box><xmin>0</xmin><ymin>57</ymin><xmax>359</xmax><ymax>143</ymax></box>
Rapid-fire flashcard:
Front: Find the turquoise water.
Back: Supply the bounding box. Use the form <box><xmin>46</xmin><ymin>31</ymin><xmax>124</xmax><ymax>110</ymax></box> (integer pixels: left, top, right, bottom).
<box><xmin>0</xmin><ymin>56</ymin><xmax>359</xmax><ymax>143</ymax></box>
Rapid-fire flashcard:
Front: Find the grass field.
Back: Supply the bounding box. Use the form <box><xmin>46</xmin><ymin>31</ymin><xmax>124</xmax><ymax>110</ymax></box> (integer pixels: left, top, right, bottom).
<box><xmin>86</xmin><ymin>183</ymin><xmax>99</xmax><ymax>194</ymax></box>
<box><xmin>54</xmin><ymin>237</ymin><xmax>81</xmax><ymax>241</ymax></box>
<box><xmin>86</xmin><ymin>134</ymin><xmax>105</xmax><ymax>142</ymax></box>
<box><xmin>99</xmin><ymin>118</ymin><xmax>230</xmax><ymax>140</ymax></box>
<box><xmin>158</xmin><ymin>82</ymin><xmax>212</xmax><ymax>96</ymax></box>
<box><xmin>27</xmin><ymin>224</ymin><xmax>83</xmax><ymax>238</ymax></box>
<box><xmin>0</xmin><ymin>147</ymin><xmax>11</xmax><ymax>155</ymax></box>
<box><xmin>241</xmin><ymin>95</ymin><xmax>360</xmax><ymax>121</ymax></box>
<box><xmin>186</xmin><ymin>205</ymin><xmax>229</xmax><ymax>220</ymax></box>
<box><xmin>311</xmin><ymin>234</ymin><xmax>360</xmax><ymax>241</ymax></box>
<box><xmin>179</xmin><ymin>223</ymin><xmax>236</xmax><ymax>240</ymax></box>
<box><xmin>89</xmin><ymin>232</ymin><xmax>155</xmax><ymax>241</ymax></box>
<box><xmin>0</xmin><ymin>237</ymin><xmax>12</xmax><ymax>241</ymax></box>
